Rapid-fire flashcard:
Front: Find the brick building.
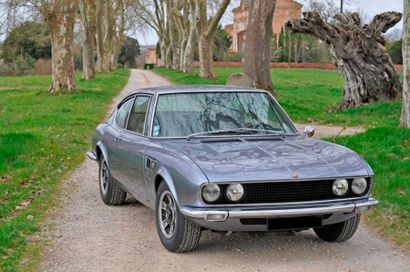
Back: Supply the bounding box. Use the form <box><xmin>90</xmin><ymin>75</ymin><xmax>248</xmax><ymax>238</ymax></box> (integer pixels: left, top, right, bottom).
<box><xmin>145</xmin><ymin>48</ymin><xmax>157</xmax><ymax>65</ymax></box>
<box><xmin>225</xmin><ymin>0</ymin><xmax>302</xmax><ymax>53</ymax></box>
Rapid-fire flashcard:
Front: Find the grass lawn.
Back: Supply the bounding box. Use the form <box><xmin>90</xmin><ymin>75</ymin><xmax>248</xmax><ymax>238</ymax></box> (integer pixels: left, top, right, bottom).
<box><xmin>0</xmin><ymin>69</ymin><xmax>130</xmax><ymax>271</ymax></box>
<box><xmin>154</xmin><ymin>67</ymin><xmax>410</xmax><ymax>249</ymax></box>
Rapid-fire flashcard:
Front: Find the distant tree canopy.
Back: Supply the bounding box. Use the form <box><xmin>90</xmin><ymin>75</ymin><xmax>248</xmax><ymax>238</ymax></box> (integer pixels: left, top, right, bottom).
<box><xmin>212</xmin><ymin>25</ymin><xmax>232</xmax><ymax>61</ymax></box>
<box><xmin>1</xmin><ymin>21</ymin><xmax>51</xmax><ymax>63</ymax></box>
<box><xmin>118</xmin><ymin>36</ymin><xmax>141</xmax><ymax>68</ymax></box>
<box><xmin>387</xmin><ymin>40</ymin><xmax>403</xmax><ymax>65</ymax></box>
<box><xmin>272</xmin><ymin>31</ymin><xmax>331</xmax><ymax>64</ymax></box>
<box><xmin>193</xmin><ymin>25</ymin><xmax>232</xmax><ymax>62</ymax></box>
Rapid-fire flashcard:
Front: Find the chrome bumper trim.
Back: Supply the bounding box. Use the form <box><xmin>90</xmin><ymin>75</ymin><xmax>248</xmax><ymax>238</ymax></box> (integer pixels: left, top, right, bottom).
<box><xmin>87</xmin><ymin>151</ymin><xmax>97</xmax><ymax>161</ymax></box>
<box><xmin>180</xmin><ymin>198</ymin><xmax>379</xmax><ymax>222</ymax></box>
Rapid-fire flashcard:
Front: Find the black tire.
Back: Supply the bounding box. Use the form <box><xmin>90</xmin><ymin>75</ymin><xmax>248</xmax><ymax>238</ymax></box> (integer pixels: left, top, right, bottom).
<box><xmin>98</xmin><ymin>157</ymin><xmax>126</xmax><ymax>205</ymax></box>
<box><xmin>314</xmin><ymin>214</ymin><xmax>361</xmax><ymax>242</ymax></box>
<box><xmin>155</xmin><ymin>181</ymin><xmax>201</xmax><ymax>253</ymax></box>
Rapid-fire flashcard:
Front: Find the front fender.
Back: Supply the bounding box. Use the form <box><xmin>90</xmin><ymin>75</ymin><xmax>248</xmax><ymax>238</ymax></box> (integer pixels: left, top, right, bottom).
<box><xmin>96</xmin><ymin>141</ymin><xmax>109</xmax><ymax>166</ymax></box>
<box><xmin>155</xmin><ymin>167</ymin><xmax>180</xmax><ymax>207</ymax></box>
<box><xmin>145</xmin><ymin>142</ymin><xmax>209</xmax><ymax>210</ymax></box>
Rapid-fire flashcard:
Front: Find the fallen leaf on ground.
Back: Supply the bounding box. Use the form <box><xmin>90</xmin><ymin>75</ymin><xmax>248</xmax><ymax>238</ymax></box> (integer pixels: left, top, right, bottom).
<box><xmin>399</xmin><ymin>189</ymin><xmax>406</xmax><ymax>196</ymax></box>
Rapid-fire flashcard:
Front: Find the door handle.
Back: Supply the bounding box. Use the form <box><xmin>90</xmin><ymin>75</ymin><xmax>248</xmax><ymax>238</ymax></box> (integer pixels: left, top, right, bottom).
<box><xmin>115</xmin><ymin>136</ymin><xmax>123</xmax><ymax>143</ymax></box>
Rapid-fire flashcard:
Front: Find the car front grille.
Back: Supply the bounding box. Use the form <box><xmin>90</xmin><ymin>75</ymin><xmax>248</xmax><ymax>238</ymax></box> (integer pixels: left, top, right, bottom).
<box><xmin>213</xmin><ymin>179</ymin><xmax>370</xmax><ymax>204</ymax></box>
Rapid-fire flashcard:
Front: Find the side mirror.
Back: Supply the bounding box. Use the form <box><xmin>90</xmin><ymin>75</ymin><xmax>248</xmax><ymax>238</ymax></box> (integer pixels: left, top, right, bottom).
<box><xmin>304</xmin><ymin>126</ymin><xmax>315</xmax><ymax>138</ymax></box>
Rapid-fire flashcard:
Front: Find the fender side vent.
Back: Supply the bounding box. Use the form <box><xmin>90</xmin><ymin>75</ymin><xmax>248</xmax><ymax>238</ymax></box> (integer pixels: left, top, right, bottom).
<box><xmin>200</xmin><ymin>138</ymin><xmax>242</xmax><ymax>143</ymax></box>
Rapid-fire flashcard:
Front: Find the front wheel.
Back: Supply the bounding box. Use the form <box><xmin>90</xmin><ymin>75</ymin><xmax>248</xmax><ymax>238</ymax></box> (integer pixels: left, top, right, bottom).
<box><xmin>314</xmin><ymin>214</ymin><xmax>361</xmax><ymax>242</ymax></box>
<box><xmin>99</xmin><ymin>157</ymin><xmax>127</xmax><ymax>205</ymax></box>
<box><xmin>155</xmin><ymin>182</ymin><xmax>201</xmax><ymax>253</ymax></box>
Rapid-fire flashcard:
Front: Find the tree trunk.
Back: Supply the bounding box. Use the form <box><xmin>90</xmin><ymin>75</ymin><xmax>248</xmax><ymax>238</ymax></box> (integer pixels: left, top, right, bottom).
<box><xmin>244</xmin><ymin>0</ymin><xmax>277</xmax><ymax>92</ymax></box>
<box><xmin>287</xmin><ymin>12</ymin><xmax>402</xmax><ymax>109</ymax></box>
<box><xmin>197</xmin><ymin>35</ymin><xmax>215</xmax><ymax>79</ymax></box>
<box><xmin>401</xmin><ymin>0</ymin><xmax>410</xmax><ymax>128</ymax></box>
<box><xmin>194</xmin><ymin>0</ymin><xmax>231</xmax><ymax>79</ymax></box>
<box><xmin>96</xmin><ymin>0</ymin><xmax>108</xmax><ymax>72</ymax></box>
<box><xmin>80</xmin><ymin>0</ymin><xmax>96</xmax><ymax>80</ymax></box>
<box><xmin>43</xmin><ymin>1</ymin><xmax>77</xmax><ymax>92</ymax></box>
<box><xmin>182</xmin><ymin>21</ymin><xmax>196</xmax><ymax>73</ymax></box>
<box><xmin>159</xmin><ymin>42</ymin><xmax>166</xmax><ymax>67</ymax></box>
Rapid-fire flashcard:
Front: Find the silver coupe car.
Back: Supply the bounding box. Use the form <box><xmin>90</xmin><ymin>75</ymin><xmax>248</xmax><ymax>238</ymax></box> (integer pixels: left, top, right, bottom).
<box><xmin>87</xmin><ymin>86</ymin><xmax>378</xmax><ymax>252</ymax></box>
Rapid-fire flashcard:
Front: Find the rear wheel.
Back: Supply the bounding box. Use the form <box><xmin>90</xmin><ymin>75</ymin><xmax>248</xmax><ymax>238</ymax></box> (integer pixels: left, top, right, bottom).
<box><xmin>155</xmin><ymin>181</ymin><xmax>201</xmax><ymax>252</ymax></box>
<box><xmin>99</xmin><ymin>157</ymin><xmax>126</xmax><ymax>205</ymax></box>
<box><xmin>314</xmin><ymin>214</ymin><xmax>361</xmax><ymax>242</ymax></box>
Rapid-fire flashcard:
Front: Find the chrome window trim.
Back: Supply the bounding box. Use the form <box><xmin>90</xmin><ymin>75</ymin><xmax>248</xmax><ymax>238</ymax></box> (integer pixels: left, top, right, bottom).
<box><xmin>126</xmin><ymin>94</ymin><xmax>153</xmax><ymax>136</ymax></box>
<box><xmin>114</xmin><ymin>93</ymin><xmax>154</xmax><ymax>139</ymax></box>
<box><xmin>114</xmin><ymin>95</ymin><xmax>136</xmax><ymax>130</ymax></box>
<box><xmin>148</xmin><ymin>90</ymin><xmax>299</xmax><ymax>139</ymax></box>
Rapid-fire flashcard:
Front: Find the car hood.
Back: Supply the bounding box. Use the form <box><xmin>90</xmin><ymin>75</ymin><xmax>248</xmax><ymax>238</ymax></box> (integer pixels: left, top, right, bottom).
<box><xmin>163</xmin><ymin>137</ymin><xmax>371</xmax><ymax>182</ymax></box>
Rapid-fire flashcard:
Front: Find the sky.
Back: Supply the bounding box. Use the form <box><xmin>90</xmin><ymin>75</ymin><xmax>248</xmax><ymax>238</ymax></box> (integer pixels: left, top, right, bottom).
<box><xmin>136</xmin><ymin>0</ymin><xmax>405</xmax><ymax>46</ymax></box>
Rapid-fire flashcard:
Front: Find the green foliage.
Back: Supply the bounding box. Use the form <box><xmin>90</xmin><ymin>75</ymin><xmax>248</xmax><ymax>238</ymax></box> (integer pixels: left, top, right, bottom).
<box><xmin>15</xmin><ymin>54</ymin><xmax>36</xmax><ymax>73</ymax></box>
<box><xmin>1</xmin><ymin>21</ymin><xmax>51</xmax><ymax>63</ymax></box>
<box><xmin>273</xmin><ymin>31</ymin><xmax>331</xmax><ymax>63</ymax></box>
<box><xmin>387</xmin><ymin>40</ymin><xmax>403</xmax><ymax>65</ymax></box>
<box><xmin>118</xmin><ymin>36</ymin><xmax>141</xmax><ymax>68</ymax></box>
<box><xmin>212</xmin><ymin>25</ymin><xmax>232</xmax><ymax>61</ymax></box>
<box><xmin>0</xmin><ymin>69</ymin><xmax>130</xmax><ymax>271</ymax></box>
<box><xmin>155</xmin><ymin>66</ymin><xmax>410</xmax><ymax>248</ymax></box>
<box><xmin>223</xmin><ymin>52</ymin><xmax>242</xmax><ymax>62</ymax></box>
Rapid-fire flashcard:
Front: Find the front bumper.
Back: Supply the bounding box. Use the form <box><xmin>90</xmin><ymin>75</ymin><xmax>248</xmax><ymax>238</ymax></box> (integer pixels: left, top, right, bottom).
<box><xmin>87</xmin><ymin>151</ymin><xmax>97</xmax><ymax>161</ymax></box>
<box><xmin>180</xmin><ymin>198</ymin><xmax>378</xmax><ymax>231</ymax></box>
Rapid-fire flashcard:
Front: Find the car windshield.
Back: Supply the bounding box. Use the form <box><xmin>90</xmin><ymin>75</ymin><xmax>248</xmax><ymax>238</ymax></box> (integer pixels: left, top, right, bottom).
<box><xmin>152</xmin><ymin>92</ymin><xmax>296</xmax><ymax>138</ymax></box>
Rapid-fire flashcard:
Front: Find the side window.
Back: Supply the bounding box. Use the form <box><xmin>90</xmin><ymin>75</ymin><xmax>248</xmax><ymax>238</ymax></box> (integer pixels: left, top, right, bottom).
<box><xmin>116</xmin><ymin>98</ymin><xmax>134</xmax><ymax>129</ymax></box>
<box><xmin>127</xmin><ymin>96</ymin><xmax>151</xmax><ymax>134</ymax></box>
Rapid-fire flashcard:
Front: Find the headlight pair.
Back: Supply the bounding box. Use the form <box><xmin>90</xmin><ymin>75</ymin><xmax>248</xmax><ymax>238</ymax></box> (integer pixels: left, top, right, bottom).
<box><xmin>202</xmin><ymin>183</ymin><xmax>244</xmax><ymax>203</ymax></box>
<box><xmin>332</xmin><ymin>177</ymin><xmax>368</xmax><ymax>196</ymax></box>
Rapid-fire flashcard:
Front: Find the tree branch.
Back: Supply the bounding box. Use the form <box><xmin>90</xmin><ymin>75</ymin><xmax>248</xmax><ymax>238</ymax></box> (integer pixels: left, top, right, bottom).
<box><xmin>206</xmin><ymin>0</ymin><xmax>230</xmax><ymax>37</ymax></box>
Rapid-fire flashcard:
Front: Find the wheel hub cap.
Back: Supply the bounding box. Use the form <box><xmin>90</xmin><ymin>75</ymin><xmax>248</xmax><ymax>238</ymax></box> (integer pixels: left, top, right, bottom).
<box><xmin>158</xmin><ymin>191</ymin><xmax>177</xmax><ymax>239</ymax></box>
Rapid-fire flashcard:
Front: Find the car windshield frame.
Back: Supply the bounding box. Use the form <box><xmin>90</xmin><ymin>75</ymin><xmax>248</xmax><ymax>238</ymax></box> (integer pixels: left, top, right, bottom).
<box><xmin>149</xmin><ymin>90</ymin><xmax>299</xmax><ymax>139</ymax></box>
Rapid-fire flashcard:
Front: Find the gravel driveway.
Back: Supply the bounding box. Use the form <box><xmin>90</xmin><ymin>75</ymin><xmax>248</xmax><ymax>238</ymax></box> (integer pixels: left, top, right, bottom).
<box><xmin>39</xmin><ymin>69</ymin><xmax>410</xmax><ymax>272</ymax></box>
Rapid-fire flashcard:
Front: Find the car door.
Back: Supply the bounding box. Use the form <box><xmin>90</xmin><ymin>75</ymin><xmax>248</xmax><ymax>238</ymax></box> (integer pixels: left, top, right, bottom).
<box><xmin>117</xmin><ymin>95</ymin><xmax>152</xmax><ymax>200</ymax></box>
<box><xmin>106</xmin><ymin>96</ymin><xmax>135</xmax><ymax>182</ymax></box>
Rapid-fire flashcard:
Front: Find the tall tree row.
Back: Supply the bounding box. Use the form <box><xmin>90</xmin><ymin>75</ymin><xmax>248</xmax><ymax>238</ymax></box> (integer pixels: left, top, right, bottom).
<box><xmin>135</xmin><ymin>0</ymin><xmax>230</xmax><ymax>78</ymax></box>
<box><xmin>29</xmin><ymin>0</ymin><xmax>128</xmax><ymax>92</ymax></box>
<box><xmin>96</xmin><ymin>0</ymin><xmax>126</xmax><ymax>72</ymax></box>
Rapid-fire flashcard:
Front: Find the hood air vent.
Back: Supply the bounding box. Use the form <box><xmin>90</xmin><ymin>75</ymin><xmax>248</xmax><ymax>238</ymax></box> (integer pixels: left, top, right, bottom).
<box><xmin>200</xmin><ymin>138</ymin><xmax>242</xmax><ymax>143</ymax></box>
<box><xmin>245</xmin><ymin>137</ymin><xmax>283</xmax><ymax>142</ymax></box>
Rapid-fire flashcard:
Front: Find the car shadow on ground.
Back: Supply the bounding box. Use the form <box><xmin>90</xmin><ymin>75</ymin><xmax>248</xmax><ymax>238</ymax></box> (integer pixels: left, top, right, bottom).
<box><xmin>131</xmin><ymin>204</ymin><xmax>364</xmax><ymax>262</ymax></box>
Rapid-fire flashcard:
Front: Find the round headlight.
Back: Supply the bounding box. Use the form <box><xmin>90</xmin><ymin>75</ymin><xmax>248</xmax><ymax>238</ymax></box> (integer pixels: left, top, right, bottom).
<box><xmin>332</xmin><ymin>179</ymin><xmax>349</xmax><ymax>196</ymax></box>
<box><xmin>202</xmin><ymin>184</ymin><xmax>221</xmax><ymax>203</ymax></box>
<box><xmin>352</xmin><ymin>177</ymin><xmax>367</xmax><ymax>195</ymax></box>
<box><xmin>226</xmin><ymin>184</ymin><xmax>244</xmax><ymax>202</ymax></box>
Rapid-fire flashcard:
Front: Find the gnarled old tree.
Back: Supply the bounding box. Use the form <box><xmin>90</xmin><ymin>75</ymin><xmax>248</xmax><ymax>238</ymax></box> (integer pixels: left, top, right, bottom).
<box><xmin>41</xmin><ymin>0</ymin><xmax>78</xmax><ymax>92</ymax></box>
<box><xmin>79</xmin><ymin>0</ymin><xmax>97</xmax><ymax>80</ymax></box>
<box><xmin>287</xmin><ymin>12</ymin><xmax>403</xmax><ymax>109</ymax></box>
<box><xmin>244</xmin><ymin>0</ymin><xmax>277</xmax><ymax>93</ymax></box>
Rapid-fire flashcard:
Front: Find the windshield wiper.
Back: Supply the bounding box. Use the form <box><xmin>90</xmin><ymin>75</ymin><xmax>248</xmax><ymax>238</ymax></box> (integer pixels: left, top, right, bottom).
<box><xmin>186</xmin><ymin>128</ymin><xmax>284</xmax><ymax>140</ymax></box>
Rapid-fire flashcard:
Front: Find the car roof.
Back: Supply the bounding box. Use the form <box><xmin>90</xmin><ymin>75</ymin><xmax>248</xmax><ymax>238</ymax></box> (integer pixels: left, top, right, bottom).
<box><xmin>127</xmin><ymin>85</ymin><xmax>270</xmax><ymax>96</ymax></box>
